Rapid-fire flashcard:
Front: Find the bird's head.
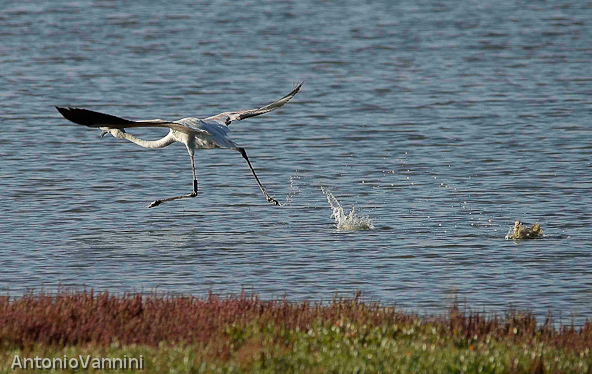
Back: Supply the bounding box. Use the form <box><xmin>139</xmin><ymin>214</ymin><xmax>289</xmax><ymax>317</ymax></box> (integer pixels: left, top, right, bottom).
<box><xmin>99</xmin><ymin>127</ymin><xmax>126</xmax><ymax>138</ymax></box>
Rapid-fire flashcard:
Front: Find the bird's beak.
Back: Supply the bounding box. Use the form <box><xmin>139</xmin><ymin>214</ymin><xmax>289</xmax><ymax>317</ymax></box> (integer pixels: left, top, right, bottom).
<box><xmin>100</xmin><ymin>130</ymin><xmax>108</xmax><ymax>138</ymax></box>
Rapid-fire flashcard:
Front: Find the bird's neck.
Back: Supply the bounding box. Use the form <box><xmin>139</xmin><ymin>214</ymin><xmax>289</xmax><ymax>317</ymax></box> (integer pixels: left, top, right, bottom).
<box><xmin>120</xmin><ymin>131</ymin><xmax>176</xmax><ymax>149</ymax></box>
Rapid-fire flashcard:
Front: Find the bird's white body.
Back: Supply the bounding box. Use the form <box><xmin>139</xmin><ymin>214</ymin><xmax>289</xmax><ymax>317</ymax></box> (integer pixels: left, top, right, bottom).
<box><xmin>176</xmin><ymin>117</ymin><xmax>236</xmax><ymax>149</ymax></box>
<box><xmin>57</xmin><ymin>82</ymin><xmax>303</xmax><ymax>208</ymax></box>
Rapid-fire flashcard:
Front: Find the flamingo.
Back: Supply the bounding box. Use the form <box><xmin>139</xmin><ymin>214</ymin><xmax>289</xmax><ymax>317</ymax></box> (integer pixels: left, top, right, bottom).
<box><xmin>56</xmin><ymin>82</ymin><xmax>302</xmax><ymax>208</ymax></box>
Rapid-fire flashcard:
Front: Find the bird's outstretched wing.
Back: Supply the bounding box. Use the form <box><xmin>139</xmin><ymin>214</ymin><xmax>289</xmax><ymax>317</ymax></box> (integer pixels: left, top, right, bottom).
<box><xmin>55</xmin><ymin>107</ymin><xmax>203</xmax><ymax>134</ymax></box>
<box><xmin>204</xmin><ymin>82</ymin><xmax>303</xmax><ymax>126</ymax></box>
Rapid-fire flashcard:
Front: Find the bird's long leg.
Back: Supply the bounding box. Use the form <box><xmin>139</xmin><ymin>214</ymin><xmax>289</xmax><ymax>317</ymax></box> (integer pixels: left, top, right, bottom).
<box><xmin>237</xmin><ymin>147</ymin><xmax>280</xmax><ymax>206</ymax></box>
<box><xmin>147</xmin><ymin>153</ymin><xmax>198</xmax><ymax>208</ymax></box>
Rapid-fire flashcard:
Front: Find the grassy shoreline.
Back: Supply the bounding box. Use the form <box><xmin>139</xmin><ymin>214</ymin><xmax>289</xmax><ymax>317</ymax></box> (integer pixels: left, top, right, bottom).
<box><xmin>1</xmin><ymin>290</ymin><xmax>590</xmax><ymax>373</ymax></box>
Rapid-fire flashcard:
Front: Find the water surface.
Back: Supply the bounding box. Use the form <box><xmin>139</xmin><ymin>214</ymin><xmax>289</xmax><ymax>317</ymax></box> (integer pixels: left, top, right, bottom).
<box><xmin>2</xmin><ymin>0</ymin><xmax>592</xmax><ymax>323</ymax></box>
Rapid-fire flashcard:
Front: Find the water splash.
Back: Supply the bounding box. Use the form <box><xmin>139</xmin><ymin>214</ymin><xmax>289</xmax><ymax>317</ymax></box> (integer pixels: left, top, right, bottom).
<box><xmin>505</xmin><ymin>221</ymin><xmax>544</xmax><ymax>240</ymax></box>
<box><xmin>504</xmin><ymin>227</ymin><xmax>514</xmax><ymax>240</ymax></box>
<box><xmin>284</xmin><ymin>174</ymin><xmax>302</xmax><ymax>206</ymax></box>
<box><xmin>321</xmin><ymin>187</ymin><xmax>374</xmax><ymax>231</ymax></box>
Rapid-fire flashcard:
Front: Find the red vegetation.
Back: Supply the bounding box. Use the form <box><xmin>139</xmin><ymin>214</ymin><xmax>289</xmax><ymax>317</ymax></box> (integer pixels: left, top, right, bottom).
<box><xmin>0</xmin><ymin>289</ymin><xmax>590</xmax><ymax>350</ymax></box>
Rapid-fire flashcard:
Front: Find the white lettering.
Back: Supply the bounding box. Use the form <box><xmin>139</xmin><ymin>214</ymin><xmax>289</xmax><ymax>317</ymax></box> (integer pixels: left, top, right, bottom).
<box><xmin>69</xmin><ymin>357</ymin><xmax>79</xmax><ymax>369</ymax></box>
<box><xmin>24</xmin><ymin>357</ymin><xmax>34</xmax><ymax>369</ymax></box>
<box><xmin>11</xmin><ymin>355</ymin><xmax>22</xmax><ymax>369</ymax></box>
<box><xmin>10</xmin><ymin>354</ymin><xmax>145</xmax><ymax>370</ymax></box>
<box><xmin>129</xmin><ymin>357</ymin><xmax>139</xmax><ymax>369</ymax></box>
<box><xmin>53</xmin><ymin>357</ymin><xmax>64</xmax><ymax>369</ymax></box>
<box><xmin>102</xmin><ymin>357</ymin><xmax>112</xmax><ymax>369</ymax></box>
<box><xmin>79</xmin><ymin>355</ymin><xmax>90</xmax><ymax>369</ymax></box>
<box><xmin>42</xmin><ymin>358</ymin><xmax>51</xmax><ymax>369</ymax></box>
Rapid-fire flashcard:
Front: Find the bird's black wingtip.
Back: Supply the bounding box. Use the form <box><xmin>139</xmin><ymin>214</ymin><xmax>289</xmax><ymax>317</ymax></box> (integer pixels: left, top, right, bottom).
<box><xmin>55</xmin><ymin>106</ymin><xmax>78</xmax><ymax>123</ymax></box>
<box><xmin>55</xmin><ymin>106</ymin><xmax>134</xmax><ymax>127</ymax></box>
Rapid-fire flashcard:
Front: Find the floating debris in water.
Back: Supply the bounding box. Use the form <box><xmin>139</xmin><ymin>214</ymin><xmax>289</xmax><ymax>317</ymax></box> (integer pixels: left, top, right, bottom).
<box><xmin>321</xmin><ymin>187</ymin><xmax>374</xmax><ymax>231</ymax></box>
<box><xmin>505</xmin><ymin>220</ymin><xmax>544</xmax><ymax>240</ymax></box>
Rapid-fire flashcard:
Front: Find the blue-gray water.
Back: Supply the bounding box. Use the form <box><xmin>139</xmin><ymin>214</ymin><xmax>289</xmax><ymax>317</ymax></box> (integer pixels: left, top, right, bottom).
<box><xmin>2</xmin><ymin>1</ymin><xmax>592</xmax><ymax>323</ymax></box>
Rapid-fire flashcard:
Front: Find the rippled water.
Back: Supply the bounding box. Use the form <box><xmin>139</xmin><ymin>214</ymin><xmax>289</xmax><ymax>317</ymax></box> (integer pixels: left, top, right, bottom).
<box><xmin>2</xmin><ymin>0</ymin><xmax>592</xmax><ymax>323</ymax></box>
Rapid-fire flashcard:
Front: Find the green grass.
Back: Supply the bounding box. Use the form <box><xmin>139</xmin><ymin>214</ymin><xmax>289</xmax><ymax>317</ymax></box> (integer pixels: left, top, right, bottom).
<box><xmin>2</xmin><ymin>323</ymin><xmax>590</xmax><ymax>373</ymax></box>
<box><xmin>0</xmin><ymin>290</ymin><xmax>590</xmax><ymax>373</ymax></box>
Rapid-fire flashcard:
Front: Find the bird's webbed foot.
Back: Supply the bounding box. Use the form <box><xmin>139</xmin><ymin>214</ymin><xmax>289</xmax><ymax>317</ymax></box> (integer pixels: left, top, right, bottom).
<box><xmin>266</xmin><ymin>195</ymin><xmax>281</xmax><ymax>206</ymax></box>
<box><xmin>146</xmin><ymin>191</ymin><xmax>197</xmax><ymax>208</ymax></box>
<box><xmin>147</xmin><ymin>200</ymin><xmax>162</xmax><ymax>208</ymax></box>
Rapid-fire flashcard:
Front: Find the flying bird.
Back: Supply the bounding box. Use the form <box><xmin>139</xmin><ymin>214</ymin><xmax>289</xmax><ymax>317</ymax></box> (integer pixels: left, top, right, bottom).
<box><xmin>57</xmin><ymin>82</ymin><xmax>302</xmax><ymax>208</ymax></box>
